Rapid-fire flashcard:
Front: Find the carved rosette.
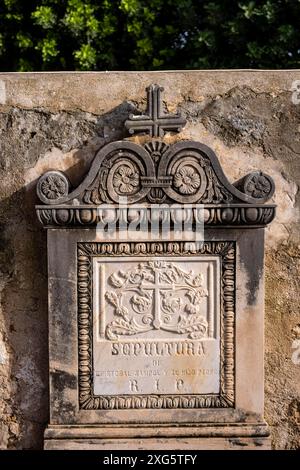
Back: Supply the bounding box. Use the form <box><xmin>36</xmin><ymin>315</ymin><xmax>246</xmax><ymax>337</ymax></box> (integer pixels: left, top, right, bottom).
<box><xmin>36</xmin><ymin>170</ymin><xmax>70</xmax><ymax>204</ymax></box>
<box><xmin>235</xmin><ymin>171</ymin><xmax>275</xmax><ymax>200</ymax></box>
<box><xmin>174</xmin><ymin>165</ymin><xmax>201</xmax><ymax>194</ymax></box>
<box><xmin>111</xmin><ymin>162</ymin><xmax>140</xmax><ymax>195</ymax></box>
<box><xmin>77</xmin><ymin>241</ymin><xmax>235</xmax><ymax>410</ymax></box>
<box><xmin>162</xmin><ymin>152</ymin><xmax>209</xmax><ymax>203</ymax></box>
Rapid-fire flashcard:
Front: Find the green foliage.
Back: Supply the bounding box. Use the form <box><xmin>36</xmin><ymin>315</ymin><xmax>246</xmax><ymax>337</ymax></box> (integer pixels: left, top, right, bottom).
<box><xmin>74</xmin><ymin>43</ymin><xmax>97</xmax><ymax>69</ymax></box>
<box><xmin>32</xmin><ymin>6</ymin><xmax>56</xmax><ymax>29</ymax></box>
<box><xmin>0</xmin><ymin>0</ymin><xmax>300</xmax><ymax>71</ymax></box>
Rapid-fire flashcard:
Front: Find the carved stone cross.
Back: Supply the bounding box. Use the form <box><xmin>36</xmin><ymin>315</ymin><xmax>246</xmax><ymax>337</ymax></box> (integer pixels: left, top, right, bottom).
<box><xmin>127</xmin><ymin>266</ymin><xmax>176</xmax><ymax>330</ymax></box>
<box><xmin>125</xmin><ymin>84</ymin><xmax>186</xmax><ymax>137</ymax></box>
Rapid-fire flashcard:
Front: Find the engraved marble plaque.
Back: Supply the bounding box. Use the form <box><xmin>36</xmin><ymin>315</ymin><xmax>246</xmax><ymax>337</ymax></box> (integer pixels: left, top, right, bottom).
<box><xmin>92</xmin><ymin>255</ymin><xmax>220</xmax><ymax>397</ymax></box>
<box><xmin>77</xmin><ymin>241</ymin><xmax>235</xmax><ymax>409</ymax></box>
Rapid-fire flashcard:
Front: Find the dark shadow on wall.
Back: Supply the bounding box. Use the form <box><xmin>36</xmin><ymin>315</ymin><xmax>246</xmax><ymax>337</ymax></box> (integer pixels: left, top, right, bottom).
<box><xmin>0</xmin><ymin>101</ymin><xmax>137</xmax><ymax>449</ymax></box>
<box><xmin>0</xmin><ymin>185</ymin><xmax>49</xmax><ymax>449</ymax></box>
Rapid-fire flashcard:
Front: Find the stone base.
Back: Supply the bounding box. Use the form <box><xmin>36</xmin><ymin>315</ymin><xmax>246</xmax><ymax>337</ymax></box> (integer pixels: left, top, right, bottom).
<box><xmin>44</xmin><ymin>424</ymin><xmax>271</xmax><ymax>450</ymax></box>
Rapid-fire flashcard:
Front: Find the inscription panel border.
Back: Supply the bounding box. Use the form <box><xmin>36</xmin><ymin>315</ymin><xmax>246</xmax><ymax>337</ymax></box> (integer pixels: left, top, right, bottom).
<box><xmin>77</xmin><ymin>241</ymin><xmax>235</xmax><ymax>410</ymax></box>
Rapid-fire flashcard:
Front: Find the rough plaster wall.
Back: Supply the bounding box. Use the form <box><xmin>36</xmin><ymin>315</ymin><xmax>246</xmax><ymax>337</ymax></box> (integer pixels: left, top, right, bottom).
<box><xmin>0</xmin><ymin>71</ymin><xmax>299</xmax><ymax>449</ymax></box>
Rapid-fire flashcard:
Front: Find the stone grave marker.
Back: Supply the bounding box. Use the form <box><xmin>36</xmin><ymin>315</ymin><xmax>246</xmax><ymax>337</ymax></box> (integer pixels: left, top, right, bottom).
<box><xmin>36</xmin><ymin>84</ymin><xmax>276</xmax><ymax>450</ymax></box>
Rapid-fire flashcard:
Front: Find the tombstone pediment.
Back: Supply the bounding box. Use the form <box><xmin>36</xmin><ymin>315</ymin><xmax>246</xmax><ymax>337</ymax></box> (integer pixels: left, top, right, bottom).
<box><xmin>36</xmin><ymin>86</ymin><xmax>275</xmax><ymax>228</ymax></box>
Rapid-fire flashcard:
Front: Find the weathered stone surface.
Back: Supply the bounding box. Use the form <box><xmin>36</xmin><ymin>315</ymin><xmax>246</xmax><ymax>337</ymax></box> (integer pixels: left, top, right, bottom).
<box><xmin>0</xmin><ymin>71</ymin><xmax>299</xmax><ymax>449</ymax></box>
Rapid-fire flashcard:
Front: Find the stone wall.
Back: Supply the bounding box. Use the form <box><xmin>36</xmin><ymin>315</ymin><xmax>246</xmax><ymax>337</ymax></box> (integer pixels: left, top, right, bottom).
<box><xmin>0</xmin><ymin>71</ymin><xmax>299</xmax><ymax>449</ymax></box>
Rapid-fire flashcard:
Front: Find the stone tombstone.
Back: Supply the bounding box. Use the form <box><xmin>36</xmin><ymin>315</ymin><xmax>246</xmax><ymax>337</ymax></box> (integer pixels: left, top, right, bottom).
<box><xmin>36</xmin><ymin>84</ymin><xmax>276</xmax><ymax>450</ymax></box>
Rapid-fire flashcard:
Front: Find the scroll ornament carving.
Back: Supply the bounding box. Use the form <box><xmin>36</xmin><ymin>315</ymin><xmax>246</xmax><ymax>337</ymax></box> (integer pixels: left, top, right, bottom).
<box><xmin>36</xmin><ymin>140</ymin><xmax>275</xmax><ymax>208</ymax></box>
<box><xmin>105</xmin><ymin>260</ymin><xmax>208</xmax><ymax>341</ymax></box>
<box><xmin>80</xmin><ymin>144</ymin><xmax>236</xmax><ymax>205</ymax></box>
<box><xmin>36</xmin><ymin>84</ymin><xmax>276</xmax><ymax>227</ymax></box>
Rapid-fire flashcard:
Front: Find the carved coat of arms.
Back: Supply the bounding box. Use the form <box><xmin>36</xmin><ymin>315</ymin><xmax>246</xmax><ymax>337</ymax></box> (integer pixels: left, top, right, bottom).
<box><xmin>105</xmin><ymin>260</ymin><xmax>209</xmax><ymax>340</ymax></box>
